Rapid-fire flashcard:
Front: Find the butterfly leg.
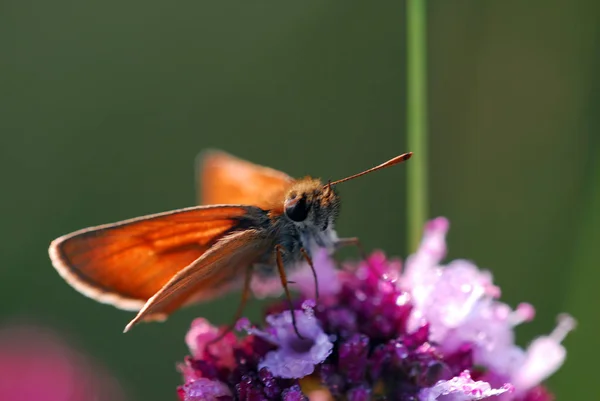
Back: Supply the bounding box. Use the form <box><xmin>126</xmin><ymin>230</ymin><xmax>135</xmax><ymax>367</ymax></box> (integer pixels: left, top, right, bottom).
<box><xmin>334</xmin><ymin>237</ymin><xmax>380</xmax><ymax>273</ymax></box>
<box><xmin>335</xmin><ymin>237</ymin><xmax>368</xmax><ymax>260</ymax></box>
<box><xmin>275</xmin><ymin>244</ymin><xmax>304</xmax><ymax>339</ymax></box>
<box><xmin>300</xmin><ymin>248</ymin><xmax>319</xmax><ymax>302</ymax></box>
<box><xmin>208</xmin><ymin>265</ymin><xmax>254</xmax><ymax>345</ymax></box>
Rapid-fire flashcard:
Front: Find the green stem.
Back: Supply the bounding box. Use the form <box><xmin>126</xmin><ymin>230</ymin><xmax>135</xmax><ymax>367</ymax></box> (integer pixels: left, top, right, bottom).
<box><xmin>406</xmin><ymin>0</ymin><xmax>428</xmax><ymax>252</ymax></box>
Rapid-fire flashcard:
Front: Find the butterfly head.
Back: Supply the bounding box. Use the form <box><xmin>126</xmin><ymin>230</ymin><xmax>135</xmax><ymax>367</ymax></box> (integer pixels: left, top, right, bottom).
<box><xmin>283</xmin><ymin>178</ymin><xmax>340</xmax><ymax>232</ymax></box>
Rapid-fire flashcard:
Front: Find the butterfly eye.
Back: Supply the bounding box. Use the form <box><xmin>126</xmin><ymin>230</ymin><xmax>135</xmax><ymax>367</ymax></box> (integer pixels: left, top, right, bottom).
<box><xmin>285</xmin><ymin>195</ymin><xmax>310</xmax><ymax>222</ymax></box>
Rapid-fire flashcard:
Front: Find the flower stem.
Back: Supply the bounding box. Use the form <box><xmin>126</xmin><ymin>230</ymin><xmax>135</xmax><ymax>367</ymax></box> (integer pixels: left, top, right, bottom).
<box><xmin>406</xmin><ymin>0</ymin><xmax>428</xmax><ymax>252</ymax></box>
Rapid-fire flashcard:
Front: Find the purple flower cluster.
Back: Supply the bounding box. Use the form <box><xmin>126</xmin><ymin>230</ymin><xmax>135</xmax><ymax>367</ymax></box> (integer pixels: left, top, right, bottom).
<box><xmin>178</xmin><ymin>315</ymin><xmax>313</xmax><ymax>401</ymax></box>
<box><xmin>177</xmin><ymin>218</ymin><xmax>573</xmax><ymax>401</ymax></box>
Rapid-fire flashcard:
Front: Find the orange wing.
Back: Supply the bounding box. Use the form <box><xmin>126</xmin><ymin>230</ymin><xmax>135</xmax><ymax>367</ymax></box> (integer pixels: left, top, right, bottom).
<box><xmin>124</xmin><ymin>228</ymin><xmax>272</xmax><ymax>331</ymax></box>
<box><xmin>197</xmin><ymin>150</ymin><xmax>294</xmax><ymax>210</ymax></box>
<box><xmin>49</xmin><ymin>205</ymin><xmax>260</xmax><ymax>311</ymax></box>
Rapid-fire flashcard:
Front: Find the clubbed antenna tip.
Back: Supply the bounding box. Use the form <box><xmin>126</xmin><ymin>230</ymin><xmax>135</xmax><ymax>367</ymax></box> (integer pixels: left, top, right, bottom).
<box><xmin>327</xmin><ymin>152</ymin><xmax>413</xmax><ymax>187</ymax></box>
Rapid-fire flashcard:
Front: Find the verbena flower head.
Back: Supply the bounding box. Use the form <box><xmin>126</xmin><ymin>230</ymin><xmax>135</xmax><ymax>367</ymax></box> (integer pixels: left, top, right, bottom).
<box><xmin>177</xmin><ymin>217</ymin><xmax>574</xmax><ymax>401</ymax></box>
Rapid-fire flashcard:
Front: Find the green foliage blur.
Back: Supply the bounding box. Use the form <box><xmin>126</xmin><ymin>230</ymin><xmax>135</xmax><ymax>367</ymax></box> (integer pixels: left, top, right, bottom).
<box><xmin>1</xmin><ymin>1</ymin><xmax>597</xmax><ymax>400</ymax></box>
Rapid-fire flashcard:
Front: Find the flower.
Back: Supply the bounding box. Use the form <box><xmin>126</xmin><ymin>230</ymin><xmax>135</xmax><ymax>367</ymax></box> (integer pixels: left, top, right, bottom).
<box><xmin>179</xmin><ymin>378</ymin><xmax>233</xmax><ymax>401</ymax></box>
<box><xmin>419</xmin><ymin>370</ymin><xmax>513</xmax><ymax>401</ymax></box>
<box><xmin>178</xmin><ymin>309</ymin><xmax>326</xmax><ymax>400</ymax></box>
<box><xmin>507</xmin><ymin>313</ymin><xmax>575</xmax><ymax>394</ymax></box>
<box><xmin>251</xmin><ymin>248</ymin><xmax>341</xmax><ymax>299</ymax></box>
<box><xmin>177</xmin><ymin>217</ymin><xmax>573</xmax><ymax>401</ymax></box>
<box><xmin>185</xmin><ymin>318</ymin><xmax>237</xmax><ymax>368</ymax></box>
<box><xmin>0</xmin><ymin>325</ymin><xmax>126</xmax><ymax>401</ymax></box>
<box><xmin>243</xmin><ymin>305</ymin><xmax>334</xmax><ymax>379</ymax></box>
<box><xmin>400</xmin><ymin>218</ymin><xmax>575</xmax><ymax>398</ymax></box>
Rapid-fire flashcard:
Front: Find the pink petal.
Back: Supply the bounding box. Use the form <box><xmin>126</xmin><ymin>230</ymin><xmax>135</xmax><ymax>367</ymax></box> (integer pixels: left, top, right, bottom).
<box><xmin>185</xmin><ymin>318</ymin><xmax>236</xmax><ymax>368</ymax></box>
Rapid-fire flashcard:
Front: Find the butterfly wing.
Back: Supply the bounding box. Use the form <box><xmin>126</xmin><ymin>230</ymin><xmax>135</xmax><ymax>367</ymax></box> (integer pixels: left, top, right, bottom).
<box><xmin>197</xmin><ymin>150</ymin><xmax>294</xmax><ymax>210</ymax></box>
<box><xmin>49</xmin><ymin>205</ymin><xmax>266</xmax><ymax>311</ymax></box>
<box><xmin>124</xmin><ymin>228</ymin><xmax>272</xmax><ymax>331</ymax></box>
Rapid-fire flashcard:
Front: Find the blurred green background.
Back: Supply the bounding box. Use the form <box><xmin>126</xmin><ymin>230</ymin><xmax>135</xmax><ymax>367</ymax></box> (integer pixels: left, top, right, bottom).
<box><xmin>1</xmin><ymin>1</ymin><xmax>598</xmax><ymax>400</ymax></box>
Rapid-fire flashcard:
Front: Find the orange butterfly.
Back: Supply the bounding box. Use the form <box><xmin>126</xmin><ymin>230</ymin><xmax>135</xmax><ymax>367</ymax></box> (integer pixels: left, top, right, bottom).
<box><xmin>49</xmin><ymin>150</ymin><xmax>412</xmax><ymax>333</ymax></box>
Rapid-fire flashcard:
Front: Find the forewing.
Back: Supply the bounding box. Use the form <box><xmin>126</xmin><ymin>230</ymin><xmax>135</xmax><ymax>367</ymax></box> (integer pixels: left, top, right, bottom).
<box><xmin>124</xmin><ymin>228</ymin><xmax>272</xmax><ymax>331</ymax></box>
<box><xmin>49</xmin><ymin>205</ymin><xmax>261</xmax><ymax>310</ymax></box>
<box><xmin>197</xmin><ymin>150</ymin><xmax>294</xmax><ymax>209</ymax></box>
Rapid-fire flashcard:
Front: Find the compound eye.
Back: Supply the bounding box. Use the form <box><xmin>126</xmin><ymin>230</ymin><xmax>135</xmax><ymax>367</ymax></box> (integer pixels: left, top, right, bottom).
<box><xmin>285</xmin><ymin>195</ymin><xmax>310</xmax><ymax>222</ymax></box>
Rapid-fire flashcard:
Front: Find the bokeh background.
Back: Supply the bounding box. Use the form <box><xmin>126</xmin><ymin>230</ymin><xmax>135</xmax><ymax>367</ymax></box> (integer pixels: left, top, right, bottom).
<box><xmin>1</xmin><ymin>1</ymin><xmax>598</xmax><ymax>400</ymax></box>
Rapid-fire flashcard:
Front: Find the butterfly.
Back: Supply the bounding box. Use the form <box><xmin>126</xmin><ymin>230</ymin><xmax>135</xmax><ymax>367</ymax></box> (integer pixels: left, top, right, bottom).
<box><xmin>49</xmin><ymin>150</ymin><xmax>412</xmax><ymax>334</ymax></box>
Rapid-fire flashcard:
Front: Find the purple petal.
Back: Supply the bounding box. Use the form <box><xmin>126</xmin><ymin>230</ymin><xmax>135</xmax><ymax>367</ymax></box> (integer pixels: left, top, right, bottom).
<box><xmin>293</xmin><ymin>248</ymin><xmax>341</xmax><ymax>297</ymax></box>
<box><xmin>401</xmin><ymin>218</ymin><xmax>451</xmax><ymax>332</ymax></box>
<box><xmin>512</xmin><ymin>314</ymin><xmax>575</xmax><ymax>392</ymax></box>
<box><xmin>419</xmin><ymin>370</ymin><xmax>513</xmax><ymax>401</ymax></box>
<box><xmin>258</xmin><ymin>310</ymin><xmax>333</xmax><ymax>379</ymax></box>
<box><xmin>439</xmin><ymin>300</ymin><xmax>524</xmax><ymax>378</ymax></box>
<box><xmin>182</xmin><ymin>378</ymin><xmax>232</xmax><ymax>401</ymax></box>
<box><xmin>415</xmin><ymin>259</ymin><xmax>497</xmax><ymax>341</ymax></box>
<box><xmin>406</xmin><ymin>217</ymin><xmax>449</xmax><ymax>275</ymax></box>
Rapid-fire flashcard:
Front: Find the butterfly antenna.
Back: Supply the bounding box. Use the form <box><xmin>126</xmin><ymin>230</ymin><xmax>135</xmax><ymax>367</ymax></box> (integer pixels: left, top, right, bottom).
<box><xmin>327</xmin><ymin>152</ymin><xmax>413</xmax><ymax>187</ymax></box>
